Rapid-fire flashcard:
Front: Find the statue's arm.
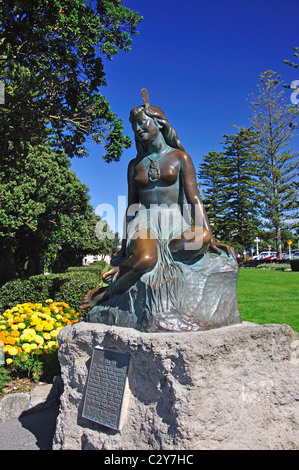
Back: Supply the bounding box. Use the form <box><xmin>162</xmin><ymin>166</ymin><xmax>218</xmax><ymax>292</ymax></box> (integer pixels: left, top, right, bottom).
<box><xmin>180</xmin><ymin>152</ymin><xmax>213</xmax><ymax>236</ymax></box>
<box><xmin>118</xmin><ymin>159</ymin><xmax>139</xmax><ymax>257</ymax></box>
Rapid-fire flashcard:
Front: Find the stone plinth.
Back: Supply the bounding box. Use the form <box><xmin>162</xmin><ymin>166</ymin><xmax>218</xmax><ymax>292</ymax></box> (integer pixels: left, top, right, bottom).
<box><xmin>53</xmin><ymin>321</ymin><xmax>299</xmax><ymax>450</ymax></box>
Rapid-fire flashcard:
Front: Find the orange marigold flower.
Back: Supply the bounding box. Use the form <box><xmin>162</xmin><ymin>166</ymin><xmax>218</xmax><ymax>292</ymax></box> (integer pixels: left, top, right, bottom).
<box><xmin>0</xmin><ymin>331</ymin><xmax>9</xmax><ymax>339</ymax></box>
<box><xmin>3</xmin><ymin>336</ymin><xmax>16</xmax><ymax>345</ymax></box>
<box><xmin>10</xmin><ymin>330</ymin><xmax>20</xmax><ymax>337</ymax></box>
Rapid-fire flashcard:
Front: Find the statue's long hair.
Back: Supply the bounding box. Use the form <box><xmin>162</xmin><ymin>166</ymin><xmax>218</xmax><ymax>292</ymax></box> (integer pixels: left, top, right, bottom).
<box><xmin>129</xmin><ymin>103</ymin><xmax>185</xmax><ymax>157</ymax></box>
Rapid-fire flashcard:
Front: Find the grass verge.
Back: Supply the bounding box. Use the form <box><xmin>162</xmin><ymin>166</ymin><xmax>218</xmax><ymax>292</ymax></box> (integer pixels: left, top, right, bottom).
<box><xmin>237</xmin><ymin>268</ymin><xmax>299</xmax><ymax>333</ymax></box>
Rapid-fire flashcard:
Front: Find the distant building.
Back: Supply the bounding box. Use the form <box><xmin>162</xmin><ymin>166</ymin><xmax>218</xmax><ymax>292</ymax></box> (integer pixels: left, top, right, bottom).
<box><xmin>83</xmin><ymin>254</ymin><xmax>104</xmax><ymax>265</ymax></box>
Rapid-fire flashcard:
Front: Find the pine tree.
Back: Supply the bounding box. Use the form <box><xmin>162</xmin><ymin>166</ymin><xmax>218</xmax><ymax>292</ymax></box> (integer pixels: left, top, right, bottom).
<box><xmin>220</xmin><ymin>127</ymin><xmax>261</xmax><ymax>249</ymax></box>
<box><xmin>197</xmin><ymin>150</ymin><xmax>228</xmax><ymax>240</ymax></box>
<box><xmin>249</xmin><ymin>70</ymin><xmax>299</xmax><ymax>258</ymax></box>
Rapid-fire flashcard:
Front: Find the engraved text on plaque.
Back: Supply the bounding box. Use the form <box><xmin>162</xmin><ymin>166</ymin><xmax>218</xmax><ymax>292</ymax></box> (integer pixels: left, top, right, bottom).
<box><xmin>82</xmin><ymin>348</ymin><xmax>130</xmax><ymax>430</ymax></box>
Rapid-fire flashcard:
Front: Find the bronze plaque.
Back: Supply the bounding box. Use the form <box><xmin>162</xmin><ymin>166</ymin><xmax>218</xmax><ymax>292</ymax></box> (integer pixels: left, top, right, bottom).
<box><xmin>82</xmin><ymin>347</ymin><xmax>130</xmax><ymax>430</ymax></box>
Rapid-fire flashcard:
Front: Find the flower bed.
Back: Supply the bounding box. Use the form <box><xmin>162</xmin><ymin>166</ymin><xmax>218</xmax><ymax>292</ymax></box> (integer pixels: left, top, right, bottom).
<box><xmin>0</xmin><ymin>300</ymin><xmax>79</xmax><ymax>381</ymax></box>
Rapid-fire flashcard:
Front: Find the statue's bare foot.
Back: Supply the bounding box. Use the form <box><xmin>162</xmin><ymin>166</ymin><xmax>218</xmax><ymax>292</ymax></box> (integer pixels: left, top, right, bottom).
<box><xmin>80</xmin><ymin>286</ymin><xmax>107</xmax><ymax>310</ymax></box>
<box><xmin>103</xmin><ymin>266</ymin><xmax>120</xmax><ymax>283</ymax></box>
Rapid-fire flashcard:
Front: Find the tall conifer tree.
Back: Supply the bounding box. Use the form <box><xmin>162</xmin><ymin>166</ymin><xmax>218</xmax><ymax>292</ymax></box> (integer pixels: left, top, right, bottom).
<box><xmin>197</xmin><ymin>150</ymin><xmax>228</xmax><ymax>240</ymax></box>
<box><xmin>220</xmin><ymin>128</ymin><xmax>261</xmax><ymax>249</ymax></box>
<box><xmin>249</xmin><ymin>70</ymin><xmax>298</xmax><ymax>258</ymax></box>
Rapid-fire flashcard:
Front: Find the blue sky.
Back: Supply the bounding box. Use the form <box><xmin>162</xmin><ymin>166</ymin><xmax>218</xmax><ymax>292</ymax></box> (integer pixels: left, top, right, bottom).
<box><xmin>70</xmin><ymin>0</ymin><xmax>299</xmax><ymax>235</ymax></box>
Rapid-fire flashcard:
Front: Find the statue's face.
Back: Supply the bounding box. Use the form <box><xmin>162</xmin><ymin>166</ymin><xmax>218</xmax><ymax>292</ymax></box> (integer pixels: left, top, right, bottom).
<box><xmin>131</xmin><ymin>110</ymin><xmax>160</xmax><ymax>143</ymax></box>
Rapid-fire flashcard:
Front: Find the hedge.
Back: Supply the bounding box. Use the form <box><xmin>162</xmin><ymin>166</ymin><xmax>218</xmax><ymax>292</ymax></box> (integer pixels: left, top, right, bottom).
<box><xmin>290</xmin><ymin>260</ymin><xmax>299</xmax><ymax>272</ymax></box>
<box><xmin>0</xmin><ymin>270</ymin><xmax>100</xmax><ymax>316</ymax></box>
<box><xmin>66</xmin><ymin>262</ymin><xmax>105</xmax><ymax>277</ymax></box>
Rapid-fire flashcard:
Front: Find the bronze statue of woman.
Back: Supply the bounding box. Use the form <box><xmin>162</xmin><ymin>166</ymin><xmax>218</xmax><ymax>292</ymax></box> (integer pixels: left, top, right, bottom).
<box><xmin>81</xmin><ymin>90</ymin><xmax>238</xmax><ymax>332</ymax></box>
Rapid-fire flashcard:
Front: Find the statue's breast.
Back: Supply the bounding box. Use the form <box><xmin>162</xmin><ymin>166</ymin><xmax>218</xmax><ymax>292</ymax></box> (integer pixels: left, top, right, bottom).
<box><xmin>135</xmin><ymin>162</ymin><xmax>179</xmax><ymax>187</ymax></box>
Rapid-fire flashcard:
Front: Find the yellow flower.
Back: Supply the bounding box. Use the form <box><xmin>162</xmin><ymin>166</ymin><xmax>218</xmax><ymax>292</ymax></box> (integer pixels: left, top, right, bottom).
<box><xmin>11</xmin><ymin>324</ymin><xmax>19</xmax><ymax>331</ymax></box>
<box><xmin>18</xmin><ymin>323</ymin><xmax>26</xmax><ymax>330</ymax></box>
<box><xmin>13</xmin><ymin>316</ymin><xmax>22</xmax><ymax>323</ymax></box>
<box><xmin>43</xmin><ymin>321</ymin><xmax>53</xmax><ymax>331</ymax></box>
<box><xmin>24</xmin><ymin>328</ymin><xmax>35</xmax><ymax>336</ymax></box>
<box><xmin>6</xmin><ymin>358</ymin><xmax>13</xmax><ymax>365</ymax></box>
<box><xmin>8</xmin><ymin>347</ymin><xmax>18</xmax><ymax>356</ymax></box>
<box><xmin>43</xmin><ymin>333</ymin><xmax>51</xmax><ymax>340</ymax></box>
<box><xmin>50</xmin><ymin>330</ymin><xmax>58</xmax><ymax>338</ymax></box>
<box><xmin>35</xmin><ymin>324</ymin><xmax>43</xmax><ymax>332</ymax></box>
<box><xmin>35</xmin><ymin>336</ymin><xmax>44</xmax><ymax>345</ymax></box>
<box><xmin>45</xmin><ymin>299</ymin><xmax>53</xmax><ymax>303</ymax></box>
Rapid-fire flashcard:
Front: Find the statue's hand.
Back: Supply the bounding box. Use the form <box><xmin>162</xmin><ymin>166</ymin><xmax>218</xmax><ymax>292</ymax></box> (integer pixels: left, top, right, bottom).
<box><xmin>209</xmin><ymin>240</ymin><xmax>236</xmax><ymax>258</ymax></box>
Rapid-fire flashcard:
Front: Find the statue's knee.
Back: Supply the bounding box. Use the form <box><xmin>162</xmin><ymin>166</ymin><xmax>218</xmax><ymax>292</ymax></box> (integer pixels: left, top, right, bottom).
<box><xmin>129</xmin><ymin>230</ymin><xmax>158</xmax><ymax>273</ymax></box>
<box><xmin>202</xmin><ymin>228</ymin><xmax>212</xmax><ymax>246</ymax></box>
<box><xmin>134</xmin><ymin>252</ymin><xmax>157</xmax><ymax>273</ymax></box>
<box><xmin>188</xmin><ymin>226</ymin><xmax>211</xmax><ymax>247</ymax></box>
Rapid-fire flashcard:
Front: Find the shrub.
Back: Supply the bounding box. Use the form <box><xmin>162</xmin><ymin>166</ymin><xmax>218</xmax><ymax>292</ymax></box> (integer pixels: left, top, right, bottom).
<box><xmin>256</xmin><ymin>263</ymin><xmax>291</xmax><ymax>271</ymax></box>
<box><xmin>0</xmin><ymin>300</ymin><xmax>79</xmax><ymax>382</ymax></box>
<box><xmin>0</xmin><ymin>366</ymin><xmax>12</xmax><ymax>395</ymax></box>
<box><xmin>290</xmin><ymin>260</ymin><xmax>299</xmax><ymax>272</ymax></box>
<box><xmin>67</xmin><ymin>260</ymin><xmax>106</xmax><ymax>276</ymax></box>
<box><xmin>0</xmin><ymin>271</ymin><xmax>99</xmax><ymax>315</ymax></box>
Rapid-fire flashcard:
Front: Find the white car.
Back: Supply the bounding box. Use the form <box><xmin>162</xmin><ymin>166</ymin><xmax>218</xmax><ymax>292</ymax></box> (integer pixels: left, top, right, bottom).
<box><xmin>256</xmin><ymin>251</ymin><xmax>277</xmax><ymax>260</ymax></box>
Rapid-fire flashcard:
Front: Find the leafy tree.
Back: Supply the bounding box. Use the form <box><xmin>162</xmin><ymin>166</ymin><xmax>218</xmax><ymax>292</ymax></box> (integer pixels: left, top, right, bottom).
<box><xmin>0</xmin><ymin>144</ymin><xmax>113</xmax><ymax>284</ymax></box>
<box><xmin>0</xmin><ymin>0</ymin><xmax>142</xmax><ymax>160</ymax></box>
<box><xmin>284</xmin><ymin>46</ymin><xmax>299</xmax><ymax>70</ymax></box>
<box><xmin>249</xmin><ymin>70</ymin><xmax>299</xmax><ymax>259</ymax></box>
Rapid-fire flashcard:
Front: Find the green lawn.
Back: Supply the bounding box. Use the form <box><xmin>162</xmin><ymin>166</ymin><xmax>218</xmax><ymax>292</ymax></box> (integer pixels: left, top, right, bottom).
<box><xmin>237</xmin><ymin>268</ymin><xmax>299</xmax><ymax>333</ymax></box>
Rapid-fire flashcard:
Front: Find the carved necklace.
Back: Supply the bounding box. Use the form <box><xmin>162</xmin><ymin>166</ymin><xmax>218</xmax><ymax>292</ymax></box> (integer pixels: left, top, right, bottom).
<box><xmin>147</xmin><ymin>146</ymin><xmax>170</xmax><ymax>182</ymax></box>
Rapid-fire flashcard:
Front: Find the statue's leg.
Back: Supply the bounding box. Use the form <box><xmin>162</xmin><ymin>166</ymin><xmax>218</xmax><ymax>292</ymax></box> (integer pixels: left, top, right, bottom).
<box><xmin>169</xmin><ymin>226</ymin><xmax>211</xmax><ymax>261</ymax></box>
<box><xmin>92</xmin><ymin>229</ymin><xmax>158</xmax><ymax>305</ymax></box>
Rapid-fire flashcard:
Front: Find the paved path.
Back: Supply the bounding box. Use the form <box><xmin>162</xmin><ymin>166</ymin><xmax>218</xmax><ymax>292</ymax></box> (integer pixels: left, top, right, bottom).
<box><xmin>0</xmin><ymin>404</ymin><xmax>59</xmax><ymax>450</ymax></box>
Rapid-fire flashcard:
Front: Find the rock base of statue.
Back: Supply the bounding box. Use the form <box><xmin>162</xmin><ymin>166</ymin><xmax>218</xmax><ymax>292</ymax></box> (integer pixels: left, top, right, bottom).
<box><xmin>53</xmin><ymin>321</ymin><xmax>299</xmax><ymax>450</ymax></box>
<box><xmin>88</xmin><ymin>251</ymin><xmax>242</xmax><ymax>332</ymax></box>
